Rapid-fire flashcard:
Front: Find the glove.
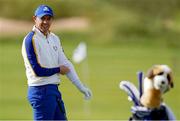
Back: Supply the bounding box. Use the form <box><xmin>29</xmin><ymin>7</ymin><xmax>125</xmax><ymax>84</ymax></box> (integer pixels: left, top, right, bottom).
<box><xmin>64</xmin><ymin>62</ymin><xmax>92</xmax><ymax>100</ymax></box>
<box><xmin>79</xmin><ymin>85</ymin><xmax>92</xmax><ymax>100</ymax></box>
<box><xmin>71</xmin><ymin>79</ymin><xmax>92</xmax><ymax>100</ymax></box>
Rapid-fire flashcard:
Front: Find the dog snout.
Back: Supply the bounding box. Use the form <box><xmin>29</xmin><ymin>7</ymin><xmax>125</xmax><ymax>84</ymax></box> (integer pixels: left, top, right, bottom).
<box><xmin>161</xmin><ymin>80</ymin><xmax>166</xmax><ymax>85</ymax></box>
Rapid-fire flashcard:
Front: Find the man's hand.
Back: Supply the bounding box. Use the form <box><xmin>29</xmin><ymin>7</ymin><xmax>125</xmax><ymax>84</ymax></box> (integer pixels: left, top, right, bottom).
<box><xmin>79</xmin><ymin>86</ymin><xmax>92</xmax><ymax>100</ymax></box>
<box><xmin>60</xmin><ymin>65</ymin><xmax>70</xmax><ymax>75</ymax></box>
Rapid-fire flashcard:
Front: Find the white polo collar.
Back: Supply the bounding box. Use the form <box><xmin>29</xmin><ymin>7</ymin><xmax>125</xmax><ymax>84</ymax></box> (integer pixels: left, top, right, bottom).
<box><xmin>32</xmin><ymin>26</ymin><xmax>50</xmax><ymax>38</ymax></box>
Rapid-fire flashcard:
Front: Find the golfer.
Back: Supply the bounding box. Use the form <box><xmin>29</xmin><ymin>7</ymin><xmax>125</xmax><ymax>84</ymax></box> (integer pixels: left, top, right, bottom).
<box><xmin>22</xmin><ymin>4</ymin><xmax>92</xmax><ymax>120</ymax></box>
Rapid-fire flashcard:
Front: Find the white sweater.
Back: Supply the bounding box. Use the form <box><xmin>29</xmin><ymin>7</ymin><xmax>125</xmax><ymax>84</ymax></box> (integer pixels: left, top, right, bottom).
<box><xmin>22</xmin><ymin>26</ymin><xmax>82</xmax><ymax>87</ymax></box>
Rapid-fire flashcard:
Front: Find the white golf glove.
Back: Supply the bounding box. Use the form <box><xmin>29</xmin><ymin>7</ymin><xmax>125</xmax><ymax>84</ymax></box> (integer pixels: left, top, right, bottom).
<box><xmin>79</xmin><ymin>85</ymin><xmax>92</xmax><ymax>100</ymax></box>
<box><xmin>64</xmin><ymin>62</ymin><xmax>92</xmax><ymax>100</ymax></box>
<box><xmin>72</xmin><ymin>80</ymin><xmax>92</xmax><ymax>100</ymax></box>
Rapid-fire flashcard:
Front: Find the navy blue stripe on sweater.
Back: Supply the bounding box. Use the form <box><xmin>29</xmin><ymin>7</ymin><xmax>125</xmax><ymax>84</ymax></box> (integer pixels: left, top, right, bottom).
<box><xmin>25</xmin><ymin>31</ymin><xmax>60</xmax><ymax>77</ymax></box>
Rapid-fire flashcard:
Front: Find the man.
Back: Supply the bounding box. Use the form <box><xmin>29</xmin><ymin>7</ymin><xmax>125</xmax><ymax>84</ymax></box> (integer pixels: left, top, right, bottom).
<box><xmin>22</xmin><ymin>4</ymin><xmax>92</xmax><ymax>120</ymax></box>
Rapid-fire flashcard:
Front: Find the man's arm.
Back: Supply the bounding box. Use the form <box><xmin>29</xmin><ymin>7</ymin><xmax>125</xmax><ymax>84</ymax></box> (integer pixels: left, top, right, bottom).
<box><xmin>58</xmin><ymin>40</ymin><xmax>92</xmax><ymax>99</ymax></box>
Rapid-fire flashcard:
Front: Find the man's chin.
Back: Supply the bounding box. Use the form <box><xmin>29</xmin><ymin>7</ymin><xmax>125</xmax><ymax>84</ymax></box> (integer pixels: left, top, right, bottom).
<box><xmin>40</xmin><ymin>28</ymin><xmax>49</xmax><ymax>34</ymax></box>
<box><xmin>43</xmin><ymin>28</ymin><xmax>49</xmax><ymax>32</ymax></box>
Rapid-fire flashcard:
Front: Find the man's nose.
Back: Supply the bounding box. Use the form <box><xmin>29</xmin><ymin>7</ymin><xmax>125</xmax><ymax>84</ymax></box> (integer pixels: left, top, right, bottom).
<box><xmin>43</xmin><ymin>20</ymin><xmax>48</xmax><ymax>24</ymax></box>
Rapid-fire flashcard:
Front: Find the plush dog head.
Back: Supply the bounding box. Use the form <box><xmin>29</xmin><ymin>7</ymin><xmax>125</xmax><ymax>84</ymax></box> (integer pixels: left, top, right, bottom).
<box><xmin>146</xmin><ymin>65</ymin><xmax>173</xmax><ymax>93</ymax></box>
<box><xmin>140</xmin><ymin>65</ymin><xmax>173</xmax><ymax>109</ymax></box>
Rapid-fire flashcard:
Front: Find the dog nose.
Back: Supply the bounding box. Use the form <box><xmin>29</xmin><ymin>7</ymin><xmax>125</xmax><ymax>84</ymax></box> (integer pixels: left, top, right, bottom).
<box><xmin>161</xmin><ymin>81</ymin><xmax>165</xmax><ymax>85</ymax></box>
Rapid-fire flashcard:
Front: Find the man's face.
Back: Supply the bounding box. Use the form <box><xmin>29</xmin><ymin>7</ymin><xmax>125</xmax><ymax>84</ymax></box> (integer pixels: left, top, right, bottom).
<box><xmin>33</xmin><ymin>15</ymin><xmax>53</xmax><ymax>35</ymax></box>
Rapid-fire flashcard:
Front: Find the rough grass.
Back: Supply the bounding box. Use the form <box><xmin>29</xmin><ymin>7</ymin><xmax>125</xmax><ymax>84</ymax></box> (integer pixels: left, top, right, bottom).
<box><xmin>1</xmin><ymin>0</ymin><xmax>180</xmax><ymax>119</ymax></box>
<box><xmin>0</xmin><ymin>36</ymin><xmax>180</xmax><ymax>119</ymax></box>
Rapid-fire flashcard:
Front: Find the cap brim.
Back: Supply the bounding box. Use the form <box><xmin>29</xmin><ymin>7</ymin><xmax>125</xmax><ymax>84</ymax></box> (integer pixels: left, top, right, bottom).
<box><xmin>36</xmin><ymin>13</ymin><xmax>53</xmax><ymax>18</ymax></box>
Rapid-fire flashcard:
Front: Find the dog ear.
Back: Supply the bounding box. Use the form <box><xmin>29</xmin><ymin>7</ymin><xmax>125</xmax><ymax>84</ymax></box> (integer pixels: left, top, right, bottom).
<box><xmin>146</xmin><ymin>65</ymin><xmax>162</xmax><ymax>79</ymax></box>
<box><xmin>146</xmin><ymin>67</ymin><xmax>154</xmax><ymax>79</ymax></box>
<box><xmin>167</xmin><ymin>72</ymin><xmax>174</xmax><ymax>88</ymax></box>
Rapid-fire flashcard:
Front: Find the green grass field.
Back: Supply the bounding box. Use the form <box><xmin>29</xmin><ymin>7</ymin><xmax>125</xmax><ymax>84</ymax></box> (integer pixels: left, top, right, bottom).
<box><xmin>1</xmin><ymin>0</ymin><xmax>180</xmax><ymax>119</ymax></box>
<box><xmin>0</xmin><ymin>37</ymin><xmax>180</xmax><ymax>120</ymax></box>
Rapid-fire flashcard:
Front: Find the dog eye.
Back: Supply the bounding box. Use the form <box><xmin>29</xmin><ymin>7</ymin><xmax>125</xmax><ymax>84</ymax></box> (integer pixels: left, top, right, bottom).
<box><xmin>158</xmin><ymin>72</ymin><xmax>164</xmax><ymax>75</ymax></box>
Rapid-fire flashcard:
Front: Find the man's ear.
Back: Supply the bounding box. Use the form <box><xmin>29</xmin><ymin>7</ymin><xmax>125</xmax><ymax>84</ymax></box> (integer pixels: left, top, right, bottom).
<box><xmin>32</xmin><ymin>16</ymin><xmax>36</xmax><ymax>22</ymax></box>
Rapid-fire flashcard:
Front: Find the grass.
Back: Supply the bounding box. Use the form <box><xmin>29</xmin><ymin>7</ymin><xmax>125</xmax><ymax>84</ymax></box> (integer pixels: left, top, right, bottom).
<box><xmin>0</xmin><ymin>37</ymin><xmax>180</xmax><ymax>119</ymax></box>
<box><xmin>1</xmin><ymin>0</ymin><xmax>180</xmax><ymax>119</ymax></box>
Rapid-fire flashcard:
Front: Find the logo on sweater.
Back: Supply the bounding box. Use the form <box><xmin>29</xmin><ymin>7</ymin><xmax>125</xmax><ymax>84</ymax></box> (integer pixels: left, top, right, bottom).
<box><xmin>53</xmin><ymin>46</ymin><xmax>58</xmax><ymax>51</ymax></box>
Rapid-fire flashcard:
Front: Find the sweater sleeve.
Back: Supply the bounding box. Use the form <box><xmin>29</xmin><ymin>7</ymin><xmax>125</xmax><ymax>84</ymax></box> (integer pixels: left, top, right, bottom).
<box><xmin>57</xmin><ymin>38</ymin><xmax>84</xmax><ymax>88</ymax></box>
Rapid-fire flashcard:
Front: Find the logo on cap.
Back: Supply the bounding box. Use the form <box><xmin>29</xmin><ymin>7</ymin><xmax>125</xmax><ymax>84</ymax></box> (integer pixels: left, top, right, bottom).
<box><xmin>43</xmin><ymin>7</ymin><xmax>49</xmax><ymax>12</ymax></box>
<box><xmin>35</xmin><ymin>5</ymin><xmax>53</xmax><ymax>17</ymax></box>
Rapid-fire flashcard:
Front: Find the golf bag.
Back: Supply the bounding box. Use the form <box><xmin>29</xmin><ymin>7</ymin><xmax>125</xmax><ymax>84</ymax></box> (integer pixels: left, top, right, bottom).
<box><xmin>119</xmin><ymin>72</ymin><xmax>176</xmax><ymax>121</ymax></box>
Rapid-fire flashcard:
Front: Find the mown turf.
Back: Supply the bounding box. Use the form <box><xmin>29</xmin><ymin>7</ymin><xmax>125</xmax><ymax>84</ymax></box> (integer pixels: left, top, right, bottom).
<box><xmin>0</xmin><ymin>40</ymin><xmax>180</xmax><ymax>120</ymax></box>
